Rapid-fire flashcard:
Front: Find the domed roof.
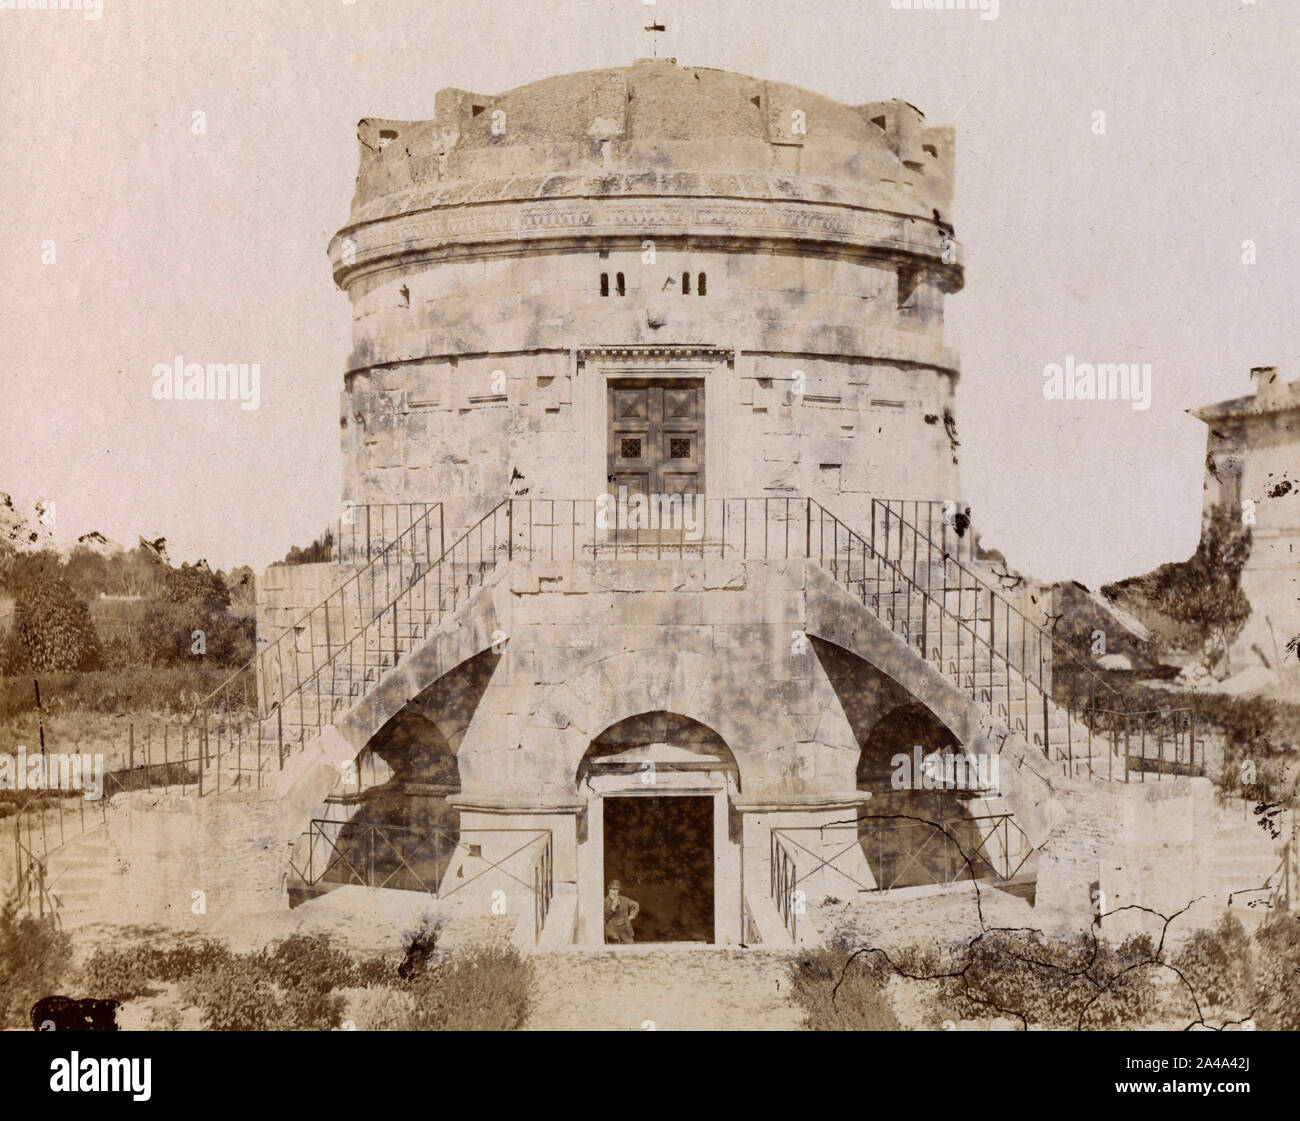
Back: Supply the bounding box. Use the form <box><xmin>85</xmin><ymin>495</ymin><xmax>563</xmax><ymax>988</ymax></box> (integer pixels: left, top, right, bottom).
<box><xmin>344</xmin><ymin>59</ymin><xmax>955</xmax><ymax>229</ymax></box>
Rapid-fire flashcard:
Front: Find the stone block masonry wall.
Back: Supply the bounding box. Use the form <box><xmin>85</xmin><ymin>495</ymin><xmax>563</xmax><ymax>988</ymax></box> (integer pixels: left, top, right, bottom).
<box><xmin>1034</xmin><ymin>777</ymin><xmax>1215</xmax><ymax>939</ymax></box>
<box><xmin>255</xmin><ymin>560</ymin><xmax>356</xmax><ymax>709</ymax></box>
<box><xmin>100</xmin><ymin>790</ymin><xmax>287</xmax><ymax>929</ymax></box>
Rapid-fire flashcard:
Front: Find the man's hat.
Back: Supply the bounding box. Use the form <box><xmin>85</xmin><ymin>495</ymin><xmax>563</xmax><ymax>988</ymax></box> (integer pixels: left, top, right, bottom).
<box><xmin>607</xmin><ymin>880</ymin><xmax>622</xmax><ymax>891</ymax></box>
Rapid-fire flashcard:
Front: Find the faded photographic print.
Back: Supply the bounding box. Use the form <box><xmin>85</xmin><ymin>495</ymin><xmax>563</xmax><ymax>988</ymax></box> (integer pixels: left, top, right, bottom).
<box><xmin>1</xmin><ymin>0</ymin><xmax>1297</xmax><ymax>1066</ymax></box>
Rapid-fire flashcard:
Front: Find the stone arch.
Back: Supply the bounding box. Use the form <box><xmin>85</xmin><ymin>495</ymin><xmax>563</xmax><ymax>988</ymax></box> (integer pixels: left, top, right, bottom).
<box><xmin>856</xmin><ymin>702</ymin><xmax>986</xmax><ymax>891</ymax></box>
<box><xmin>575</xmin><ymin>708</ymin><xmax>743</xmax><ymax>945</ymax></box>
<box><xmin>527</xmin><ymin>648</ymin><xmax>799</xmax><ymax>797</ymax></box>
<box><xmin>577</xmin><ymin>711</ymin><xmax>741</xmax><ymax>789</ymax></box>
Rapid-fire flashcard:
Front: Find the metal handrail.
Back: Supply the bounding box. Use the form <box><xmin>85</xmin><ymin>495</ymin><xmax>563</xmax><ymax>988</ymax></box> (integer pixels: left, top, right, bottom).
<box><xmin>192</xmin><ymin>501</ymin><xmax>445</xmax><ymax>716</ymax></box>
<box><xmin>872</xmin><ymin>498</ymin><xmax>1132</xmax><ymax>711</ymax></box>
<box><xmin>770</xmin><ymin>832</ymin><xmax>798</xmax><ymax>941</ymax></box>
<box><xmin>291</xmin><ymin>819</ymin><xmax>554</xmax><ymax>937</ymax></box>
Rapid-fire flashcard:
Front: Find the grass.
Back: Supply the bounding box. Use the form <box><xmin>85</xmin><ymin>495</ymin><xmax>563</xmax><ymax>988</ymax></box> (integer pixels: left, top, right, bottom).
<box><xmin>77</xmin><ymin>925</ymin><xmax>536</xmax><ymax>1031</ymax></box>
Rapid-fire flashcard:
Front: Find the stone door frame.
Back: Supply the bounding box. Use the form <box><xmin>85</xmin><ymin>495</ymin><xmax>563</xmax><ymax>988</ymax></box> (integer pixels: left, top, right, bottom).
<box><xmin>574</xmin><ymin>345</ymin><xmax>735</xmax><ymax>507</ymax></box>
<box><xmin>577</xmin><ymin>768</ymin><xmax>741</xmax><ymax>946</ymax></box>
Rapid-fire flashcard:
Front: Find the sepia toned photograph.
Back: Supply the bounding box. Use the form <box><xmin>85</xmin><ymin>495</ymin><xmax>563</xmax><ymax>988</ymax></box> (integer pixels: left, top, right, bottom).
<box><xmin>1</xmin><ymin>0</ymin><xmax>1297</xmax><ymax>1068</ymax></box>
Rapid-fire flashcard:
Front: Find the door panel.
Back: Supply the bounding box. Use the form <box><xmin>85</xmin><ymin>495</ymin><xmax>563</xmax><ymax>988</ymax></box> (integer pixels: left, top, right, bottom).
<box><xmin>607</xmin><ymin>379</ymin><xmax>704</xmax><ymax>499</ymax></box>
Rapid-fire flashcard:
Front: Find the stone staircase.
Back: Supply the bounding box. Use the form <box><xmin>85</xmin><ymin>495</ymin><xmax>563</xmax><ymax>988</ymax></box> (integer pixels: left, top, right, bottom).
<box><xmin>819</xmin><ymin>499</ymin><xmax>1132</xmax><ymax>782</ymax></box>
<box><xmin>1213</xmin><ymin>802</ymin><xmax>1293</xmax><ymax>919</ymax></box>
<box><xmin>18</xmin><ymin>496</ymin><xmax>1207</xmax><ymax>934</ymax></box>
<box><xmin>43</xmin><ymin>825</ymin><xmax>112</xmax><ymax>928</ymax></box>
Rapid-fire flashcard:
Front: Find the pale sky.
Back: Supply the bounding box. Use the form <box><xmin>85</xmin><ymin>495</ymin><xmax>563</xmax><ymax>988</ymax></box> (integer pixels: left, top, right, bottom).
<box><xmin>1</xmin><ymin>0</ymin><xmax>1296</xmax><ymax>586</ymax></box>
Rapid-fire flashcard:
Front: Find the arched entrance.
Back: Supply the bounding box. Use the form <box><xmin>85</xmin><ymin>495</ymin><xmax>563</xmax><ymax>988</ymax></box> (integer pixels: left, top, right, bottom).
<box><xmin>576</xmin><ymin>712</ymin><xmax>741</xmax><ymax>945</ymax></box>
<box><xmin>856</xmin><ymin>703</ymin><xmax>986</xmax><ymax>890</ymax></box>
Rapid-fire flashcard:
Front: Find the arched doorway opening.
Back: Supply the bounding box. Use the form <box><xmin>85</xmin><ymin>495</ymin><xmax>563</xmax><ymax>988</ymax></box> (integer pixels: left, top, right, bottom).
<box><xmin>856</xmin><ymin>703</ymin><xmax>986</xmax><ymax>890</ymax></box>
<box><xmin>576</xmin><ymin>712</ymin><xmax>741</xmax><ymax>945</ymax></box>
<box><xmin>304</xmin><ymin>707</ymin><xmax>462</xmax><ymax>897</ymax></box>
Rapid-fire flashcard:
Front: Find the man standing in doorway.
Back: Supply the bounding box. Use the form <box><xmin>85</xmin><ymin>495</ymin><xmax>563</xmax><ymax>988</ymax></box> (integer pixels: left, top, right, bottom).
<box><xmin>604</xmin><ymin>880</ymin><xmax>640</xmax><ymax>944</ymax></box>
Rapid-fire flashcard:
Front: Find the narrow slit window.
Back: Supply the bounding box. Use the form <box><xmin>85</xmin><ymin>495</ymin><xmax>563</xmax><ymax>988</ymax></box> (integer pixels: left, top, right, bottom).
<box><xmin>682</xmin><ymin>272</ymin><xmax>691</xmax><ymax>295</ymax></box>
<box><xmin>897</xmin><ymin>265</ymin><xmax>922</xmax><ymax>310</ymax></box>
<box><xmin>600</xmin><ymin>273</ymin><xmax>609</xmax><ymax>297</ymax></box>
<box><xmin>697</xmin><ymin>272</ymin><xmax>707</xmax><ymax>296</ymax></box>
<box><xmin>616</xmin><ymin>272</ymin><xmax>626</xmax><ymax>296</ymax></box>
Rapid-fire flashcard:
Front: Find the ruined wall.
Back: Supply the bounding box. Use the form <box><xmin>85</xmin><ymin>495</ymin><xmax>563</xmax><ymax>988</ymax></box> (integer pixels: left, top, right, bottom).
<box><xmin>1198</xmin><ymin>380</ymin><xmax>1300</xmax><ymax>669</ymax></box>
<box><xmin>1034</xmin><ymin>778</ymin><xmax>1215</xmax><ymax>938</ymax></box>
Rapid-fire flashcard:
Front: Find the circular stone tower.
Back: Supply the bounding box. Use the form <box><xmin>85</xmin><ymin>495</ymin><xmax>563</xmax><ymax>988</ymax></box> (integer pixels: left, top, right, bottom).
<box><xmin>310</xmin><ymin>60</ymin><xmax>1018</xmax><ymax>949</ymax></box>
<box><xmin>328</xmin><ymin>58</ymin><xmax>964</xmax><ymax>533</ymax></box>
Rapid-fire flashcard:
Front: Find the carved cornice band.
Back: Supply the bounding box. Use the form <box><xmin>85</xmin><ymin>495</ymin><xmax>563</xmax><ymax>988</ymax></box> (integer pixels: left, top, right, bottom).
<box><xmin>330</xmin><ymin>194</ymin><xmax>962</xmax><ymax>291</ymax></box>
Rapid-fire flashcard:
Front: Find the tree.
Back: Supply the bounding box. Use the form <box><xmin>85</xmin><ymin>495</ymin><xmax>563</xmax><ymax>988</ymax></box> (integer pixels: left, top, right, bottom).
<box><xmin>139</xmin><ymin>562</ymin><xmax>253</xmax><ymax>667</ymax></box>
<box><xmin>1133</xmin><ymin>504</ymin><xmax>1252</xmax><ymax>677</ymax></box>
<box><xmin>3</xmin><ymin>570</ymin><xmax>102</xmax><ymax>673</ymax></box>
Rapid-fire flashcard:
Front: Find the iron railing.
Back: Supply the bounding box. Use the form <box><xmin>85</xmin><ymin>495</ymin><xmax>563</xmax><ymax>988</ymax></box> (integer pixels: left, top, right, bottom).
<box><xmin>91</xmin><ymin>493</ymin><xmax>1203</xmax><ymax>809</ymax></box>
<box><xmin>869</xmin><ymin>498</ymin><xmax>1202</xmax><ymax>781</ymax></box>
<box><xmin>115</xmin><ymin>500</ymin><xmax>501</xmax><ymax>796</ymax></box>
<box><xmin>856</xmin><ymin>813</ymin><xmax>1034</xmax><ymax>890</ymax></box>
<box><xmin>534</xmin><ymin>833</ymin><xmax>554</xmax><ymax>943</ymax></box>
<box><xmin>336</xmin><ymin>502</ymin><xmax>443</xmax><ymax>565</ymax></box>
<box><xmin>775</xmin><ymin>813</ymin><xmax>1033</xmax><ymax>901</ymax></box>
<box><xmin>770</xmin><ymin>831</ymin><xmax>799</xmax><ymax>941</ymax></box>
<box><xmin>290</xmin><ymin>819</ymin><xmax>553</xmax><ymax>940</ymax></box>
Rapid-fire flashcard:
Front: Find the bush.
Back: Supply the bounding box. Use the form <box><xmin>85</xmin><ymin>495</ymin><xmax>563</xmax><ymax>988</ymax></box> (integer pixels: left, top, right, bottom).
<box><xmin>788</xmin><ymin>945</ymin><xmax>901</xmax><ymax>1030</ymax></box>
<box><xmin>0</xmin><ymin>664</ymin><xmax>243</xmax><ymax>719</ymax></box>
<box><xmin>1251</xmin><ymin>914</ymin><xmax>1300</xmax><ymax>1030</ymax></box>
<box><xmin>3</xmin><ymin>574</ymin><xmax>101</xmax><ymax>674</ymax></box>
<box><xmin>74</xmin><ymin>931</ymin><xmax>534</xmax><ymax>1032</ymax></box>
<box><xmin>341</xmin><ymin>985</ymin><xmax>416</xmax><ymax>1030</ymax></box>
<box><xmin>180</xmin><ymin>962</ymin><xmax>346</xmax><ymax>1031</ymax></box>
<box><xmin>262</xmin><ymin>933</ymin><xmax>356</xmax><ymax>994</ymax></box>
<box><xmin>1171</xmin><ymin>913</ymin><xmax>1254</xmax><ymax>1012</ymax></box>
<box><xmin>397</xmin><ymin>917</ymin><xmax>441</xmax><ymax>980</ymax></box>
<box><xmin>82</xmin><ymin>939</ymin><xmax>234</xmax><ymax>1001</ymax></box>
<box><xmin>0</xmin><ymin>901</ymin><xmax>73</xmax><ymax>1029</ymax></box>
<box><xmin>952</xmin><ymin>930</ymin><xmax>1161</xmax><ymax>1029</ymax></box>
<box><xmin>407</xmin><ymin>945</ymin><xmax>535</xmax><ymax>1030</ymax></box>
<box><xmin>82</xmin><ymin>946</ymin><xmax>159</xmax><ymax>1002</ymax></box>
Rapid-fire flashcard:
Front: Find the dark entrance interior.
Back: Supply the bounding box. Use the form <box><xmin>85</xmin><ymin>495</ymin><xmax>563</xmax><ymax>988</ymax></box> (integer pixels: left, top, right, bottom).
<box><xmin>603</xmin><ymin>795</ymin><xmax>713</xmax><ymax>943</ymax></box>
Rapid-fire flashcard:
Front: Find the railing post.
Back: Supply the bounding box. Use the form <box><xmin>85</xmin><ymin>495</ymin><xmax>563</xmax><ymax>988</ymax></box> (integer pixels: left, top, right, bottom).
<box><xmin>805</xmin><ymin>497</ymin><xmax>811</xmax><ymax>559</ymax></box>
<box><xmin>507</xmin><ymin>499</ymin><xmax>513</xmax><ymax>561</ymax></box>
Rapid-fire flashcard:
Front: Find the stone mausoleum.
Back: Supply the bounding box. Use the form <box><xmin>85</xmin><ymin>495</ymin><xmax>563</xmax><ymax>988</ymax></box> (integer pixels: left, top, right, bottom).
<box><xmin>233</xmin><ymin>59</ymin><xmax>1215</xmax><ymax>948</ymax></box>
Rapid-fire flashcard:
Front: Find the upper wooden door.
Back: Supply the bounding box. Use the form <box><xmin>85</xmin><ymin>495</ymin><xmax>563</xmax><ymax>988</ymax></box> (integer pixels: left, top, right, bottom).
<box><xmin>607</xmin><ymin>380</ymin><xmax>705</xmax><ymax>499</ymax></box>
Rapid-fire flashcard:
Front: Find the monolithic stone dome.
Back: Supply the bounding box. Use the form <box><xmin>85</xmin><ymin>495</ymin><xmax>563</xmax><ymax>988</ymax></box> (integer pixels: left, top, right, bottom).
<box><xmin>329</xmin><ymin>59</ymin><xmax>962</xmax><ymax>291</ymax></box>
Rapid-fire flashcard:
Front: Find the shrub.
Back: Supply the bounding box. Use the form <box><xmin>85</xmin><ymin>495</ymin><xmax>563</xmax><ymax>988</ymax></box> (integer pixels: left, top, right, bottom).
<box><xmin>262</xmin><ymin>933</ymin><xmax>355</xmax><ymax>994</ymax></box>
<box><xmin>82</xmin><ymin>946</ymin><xmax>159</xmax><ymax>1002</ymax></box>
<box><xmin>1171</xmin><ymin>913</ymin><xmax>1254</xmax><ymax>1012</ymax></box>
<box><xmin>180</xmin><ymin>962</ymin><xmax>346</xmax><ymax>1031</ymax></box>
<box><xmin>397</xmin><ymin>917</ymin><xmax>441</xmax><ymax>980</ymax></box>
<box><xmin>1251</xmin><ymin>913</ymin><xmax>1300</xmax><ymax>1030</ymax></box>
<box><xmin>788</xmin><ymin>945</ymin><xmax>901</xmax><ymax>1030</ymax></box>
<box><xmin>82</xmin><ymin>939</ymin><xmax>236</xmax><ymax>1001</ymax></box>
<box><xmin>0</xmin><ymin>901</ymin><xmax>73</xmax><ymax>1029</ymax></box>
<box><xmin>407</xmin><ymin>945</ymin><xmax>535</xmax><ymax>1030</ymax></box>
<box><xmin>0</xmin><ymin>664</ymin><xmax>243</xmax><ymax>719</ymax></box>
<box><xmin>3</xmin><ymin>574</ymin><xmax>101</xmax><ymax>674</ymax></box>
<box><xmin>341</xmin><ymin>985</ymin><xmax>416</xmax><ymax>1030</ymax></box>
<box><xmin>181</xmin><ymin>965</ymin><xmax>281</xmax><ymax>1030</ymax></box>
<box><xmin>954</xmin><ymin>930</ymin><xmax>1161</xmax><ymax>1029</ymax></box>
